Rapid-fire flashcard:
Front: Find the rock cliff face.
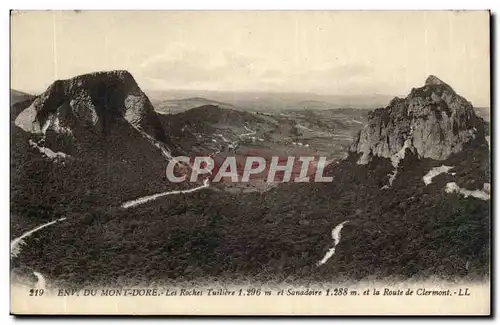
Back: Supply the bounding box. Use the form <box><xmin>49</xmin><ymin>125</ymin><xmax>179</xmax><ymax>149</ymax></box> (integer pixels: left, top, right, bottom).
<box><xmin>15</xmin><ymin>70</ymin><xmax>167</xmax><ymax>142</ymax></box>
<box><xmin>350</xmin><ymin>75</ymin><xmax>485</xmax><ymax>164</ymax></box>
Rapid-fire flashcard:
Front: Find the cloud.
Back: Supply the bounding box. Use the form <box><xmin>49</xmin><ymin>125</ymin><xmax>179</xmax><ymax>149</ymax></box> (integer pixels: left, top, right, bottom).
<box><xmin>139</xmin><ymin>46</ymin><xmax>265</xmax><ymax>90</ymax></box>
<box><xmin>260</xmin><ymin>69</ymin><xmax>285</xmax><ymax>80</ymax></box>
<box><xmin>291</xmin><ymin>63</ymin><xmax>374</xmax><ymax>82</ymax></box>
<box><xmin>255</xmin><ymin>63</ymin><xmax>377</xmax><ymax>94</ymax></box>
<box><xmin>142</xmin><ymin>59</ymin><xmax>222</xmax><ymax>85</ymax></box>
<box><xmin>327</xmin><ymin>64</ymin><xmax>374</xmax><ymax>79</ymax></box>
<box><xmin>138</xmin><ymin>44</ymin><xmax>379</xmax><ymax>94</ymax></box>
<box><xmin>139</xmin><ymin>46</ymin><xmax>222</xmax><ymax>85</ymax></box>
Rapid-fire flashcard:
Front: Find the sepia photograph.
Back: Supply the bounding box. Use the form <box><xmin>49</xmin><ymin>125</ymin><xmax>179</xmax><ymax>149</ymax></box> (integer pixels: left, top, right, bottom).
<box><xmin>9</xmin><ymin>10</ymin><xmax>491</xmax><ymax>315</ymax></box>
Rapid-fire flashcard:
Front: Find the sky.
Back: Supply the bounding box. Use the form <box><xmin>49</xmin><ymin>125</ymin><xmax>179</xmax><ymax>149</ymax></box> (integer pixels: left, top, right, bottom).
<box><xmin>10</xmin><ymin>10</ymin><xmax>490</xmax><ymax>106</ymax></box>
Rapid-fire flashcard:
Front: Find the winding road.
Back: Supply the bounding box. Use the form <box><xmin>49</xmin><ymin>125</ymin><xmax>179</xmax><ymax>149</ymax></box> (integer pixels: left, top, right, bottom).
<box><xmin>317</xmin><ymin>220</ymin><xmax>350</xmax><ymax>266</ymax></box>
<box><xmin>33</xmin><ymin>271</ymin><xmax>47</xmax><ymax>290</ymax></box>
<box><xmin>121</xmin><ymin>178</ymin><xmax>211</xmax><ymax>208</ymax></box>
<box><xmin>240</xmin><ymin>125</ymin><xmax>256</xmax><ymax>137</ymax></box>
<box><xmin>11</xmin><ymin>178</ymin><xmax>212</xmax><ymax>288</ymax></box>
<box><xmin>11</xmin><ymin>217</ymin><xmax>67</xmax><ymax>291</ymax></box>
<box><xmin>11</xmin><ymin>217</ymin><xmax>67</xmax><ymax>258</ymax></box>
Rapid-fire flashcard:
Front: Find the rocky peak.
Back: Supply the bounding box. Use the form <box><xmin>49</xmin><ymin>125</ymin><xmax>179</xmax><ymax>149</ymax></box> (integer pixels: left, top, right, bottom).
<box><xmin>350</xmin><ymin>75</ymin><xmax>485</xmax><ymax>164</ymax></box>
<box><xmin>425</xmin><ymin>74</ymin><xmax>447</xmax><ymax>86</ymax></box>
<box><xmin>15</xmin><ymin>70</ymin><xmax>166</xmax><ymax>141</ymax></box>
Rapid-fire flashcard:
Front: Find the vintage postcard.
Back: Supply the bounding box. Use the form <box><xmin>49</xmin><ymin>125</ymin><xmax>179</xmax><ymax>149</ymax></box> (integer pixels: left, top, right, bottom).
<box><xmin>10</xmin><ymin>10</ymin><xmax>490</xmax><ymax>315</ymax></box>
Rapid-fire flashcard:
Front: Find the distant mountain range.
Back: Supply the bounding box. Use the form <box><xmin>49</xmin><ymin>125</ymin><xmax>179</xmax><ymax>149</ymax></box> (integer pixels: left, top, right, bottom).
<box><xmin>10</xmin><ymin>89</ymin><xmax>33</xmax><ymax>104</ymax></box>
<box><xmin>146</xmin><ymin>89</ymin><xmax>395</xmax><ymax>112</ymax></box>
<box><xmin>474</xmin><ymin>106</ymin><xmax>491</xmax><ymax>122</ymax></box>
<box><xmin>151</xmin><ymin>96</ymin><xmax>236</xmax><ymax>115</ymax></box>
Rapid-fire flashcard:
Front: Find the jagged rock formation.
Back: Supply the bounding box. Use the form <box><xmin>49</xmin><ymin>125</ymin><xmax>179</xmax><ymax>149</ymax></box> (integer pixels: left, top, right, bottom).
<box><xmin>350</xmin><ymin>75</ymin><xmax>485</xmax><ymax>164</ymax></box>
<box><xmin>15</xmin><ymin>70</ymin><xmax>167</xmax><ymax>143</ymax></box>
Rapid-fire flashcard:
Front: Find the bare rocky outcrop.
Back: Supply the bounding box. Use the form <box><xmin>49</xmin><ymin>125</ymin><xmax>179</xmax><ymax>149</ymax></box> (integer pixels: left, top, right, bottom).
<box><xmin>350</xmin><ymin>75</ymin><xmax>485</xmax><ymax>164</ymax></box>
<box><xmin>15</xmin><ymin>70</ymin><xmax>167</xmax><ymax>142</ymax></box>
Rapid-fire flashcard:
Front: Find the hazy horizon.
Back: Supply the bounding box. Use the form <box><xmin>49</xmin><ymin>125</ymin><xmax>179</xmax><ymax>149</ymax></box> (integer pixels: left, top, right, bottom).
<box><xmin>11</xmin><ymin>11</ymin><xmax>490</xmax><ymax>107</ymax></box>
<box><xmin>12</xmin><ymin>84</ymin><xmax>490</xmax><ymax>110</ymax></box>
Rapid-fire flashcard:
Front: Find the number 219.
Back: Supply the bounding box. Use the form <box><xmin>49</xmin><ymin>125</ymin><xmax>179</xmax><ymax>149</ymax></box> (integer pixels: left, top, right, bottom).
<box><xmin>29</xmin><ymin>289</ymin><xmax>44</xmax><ymax>296</ymax></box>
